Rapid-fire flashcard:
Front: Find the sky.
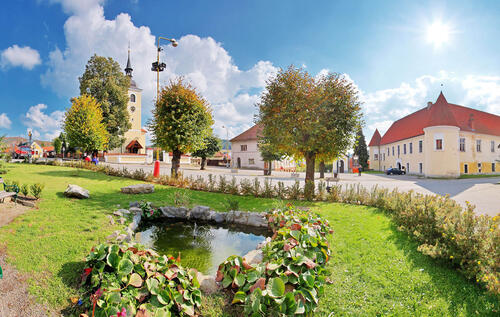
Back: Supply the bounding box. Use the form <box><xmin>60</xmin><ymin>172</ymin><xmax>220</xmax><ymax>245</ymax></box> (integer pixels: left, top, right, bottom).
<box><xmin>1</xmin><ymin>0</ymin><xmax>499</xmax><ymax>144</ymax></box>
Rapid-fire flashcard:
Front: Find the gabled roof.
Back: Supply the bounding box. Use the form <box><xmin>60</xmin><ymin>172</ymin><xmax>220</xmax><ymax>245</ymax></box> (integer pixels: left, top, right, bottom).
<box><xmin>230</xmin><ymin>124</ymin><xmax>262</xmax><ymax>142</ymax></box>
<box><xmin>368</xmin><ymin>129</ymin><xmax>381</xmax><ymax>146</ymax></box>
<box><xmin>126</xmin><ymin>140</ymin><xmax>143</xmax><ymax>150</ymax></box>
<box><xmin>377</xmin><ymin>92</ymin><xmax>500</xmax><ymax>145</ymax></box>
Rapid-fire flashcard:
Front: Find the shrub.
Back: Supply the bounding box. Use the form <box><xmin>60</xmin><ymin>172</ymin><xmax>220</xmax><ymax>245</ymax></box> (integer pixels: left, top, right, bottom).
<box><xmin>218</xmin><ymin>175</ymin><xmax>228</xmax><ymax>193</ymax></box>
<box><xmin>225</xmin><ymin>198</ymin><xmax>240</xmax><ymax>211</ymax></box>
<box><xmin>81</xmin><ymin>243</ymin><xmax>202</xmax><ymax>316</ymax></box>
<box><xmin>227</xmin><ymin>176</ymin><xmax>239</xmax><ymax>195</ymax></box>
<box><xmin>173</xmin><ymin>191</ymin><xmax>190</xmax><ymax>207</ymax></box>
<box><xmin>317</xmin><ymin>181</ymin><xmax>326</xmax><ymax>201</ymax></box>
<box><xmin>251</xmin><ymin>178</ymin><xmax>261</xmax><ymax>197</ymax></box>
<box><xmin>274</xmin><ymin>181</ymin><xmax>287</xmax><ymax>200</ymax></box>
<box><xmin>131</xmin><ymin>168</ymin><xmax>148</xmax><ymax>181</ymax></box>
<box><xmin>239</xmin><ymin>179</ymin><xmax>253</xmax><ymax>196</ymax></box>
<box><xmin>20</xmin><ymin>184</ymin><xmax>29</xmax><ymax>197</ymax></box>
<box><xmin>30</xmin><ymin>183</ymin><xmax>44</xmax><ymax>199</ymax></box>
<box><xmin>139</xmin><ymin>201</ymin><xmax>161</xmax><ymax>220</ymax></box>
<box><xmin>288</xmin><ymin>180</ymin><xmax>302</xmax><ymax>200</ymax></box>
<box><xmin>262</xmin><ymin>178</ymin><xmax>274</xmax><ymax>198</ymax></box>
<box><xmin>207</xmin><ymin>174</ymin><xmax>216</xmax><ymax>192</ymax></box>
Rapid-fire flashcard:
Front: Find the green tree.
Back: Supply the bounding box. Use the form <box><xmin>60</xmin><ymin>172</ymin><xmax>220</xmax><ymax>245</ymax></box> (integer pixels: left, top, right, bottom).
<box><xmin>258</xmin><ymin>137</ymin><xmax>283</xmax><ymax>176</ymax></box>
<box><xmin>256</xmin><ymin>66</ymin><xmax>362</xmax><ymax>183</ymax></box>
<box><xmin>53</xmin><ymin>136</ymin><xmax>62</xmax><ymax>154</ymax></box>
<box><xmin>192</xmin><ymin>135</ymin><xmax>222</xmax><ymax>170</ymax></box>
<box><xmin>149</xmin><ymin>79</ymin><xmax>214</xmax><ymax>177</ymax></box>
<box><xmin>354</xmin><ymin>128</ymin><xmax>369</xmax><ymax>169</ymax></box>
<box><xmin>63</xmin><ymin>95</ymin><xmax>109</xmax><ymax>153</ymax></box>
<box><xmin>79</xmin><ymin>54</ymin><xmax>131</xmax><ymax>150</ymax></box>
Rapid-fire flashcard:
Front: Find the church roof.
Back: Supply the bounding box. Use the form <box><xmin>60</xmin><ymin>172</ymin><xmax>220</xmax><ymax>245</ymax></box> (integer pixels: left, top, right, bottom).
<box><xmin>375</xmin><ymin>92</ymin><xmax>500</xmax><ymax>145</ymax></box>
<box><xmin>368</xmin><ymin>129</ymin><xmax>381</xmax><ymax>146</ymax></box>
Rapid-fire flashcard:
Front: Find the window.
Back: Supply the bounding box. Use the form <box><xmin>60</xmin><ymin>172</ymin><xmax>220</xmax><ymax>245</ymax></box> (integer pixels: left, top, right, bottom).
<box><xmin>374</xmin><ymin>154</ymin><xmax>378</xmax><ymax>160</ymax></box>
<box><xmin>419</xmin><ymin>163</ymin><xmax>423</xmax><ymax>174</ymax></box>
<box><xmin>464</xmin><ymin>164</ymin><xmax>468</xmax><ymax>174</ymax></box>
<box><xmin>406</xmin><ymin>163</ymin><xmax>409</xmax><ymax>173</ymax></box>
<box><xmin>492</xmin><ymin>163</ymin><xmax>496</xmax><ymax>172</ymax></box>
<box><xmin>409</xmin><ymin>142</ymin><xmax>413</xmax><ymax>154</ymax></box>
<box><xmin>403</xmin><ymin>144</ymin><xmax>407</xmax><ymax>155</ymax></box>
<box><xmin>435</xmin><ymin>139</ymin><xmax>443</xmax><ymax>150</ymax></box>
<box><xmin>476</xmin><ymin>140</ymin><xmax>481</xmax><ymax>152</ymax></box>
<box><xmin>492</xmin><ymin>141</ymin><xmax>495</xmax><ymax>153</ymax></box>
<box><xmin>240</xmin><ymin>145</ymin><xmax>247</xmax><ymax>151</ymax></box>
<box><xmin>130</xmin><ymin>94</ymin><xmax>136</xmax><ymax>102</ymax></box>
<box><xmin>478</xmin><ymin>163</ymin><xmax>482</xmax><ymax>173</ymax></box>
<box><xmin>248</xmin><ymin>158</ymin><xmax>255</xmax><ymax>165</ymax></box>
<box><xmin>398</xmin><ymin>145</ymin><xmax>400</xmax><ymax>157</ymax></box>
<box><xmin>419</xmin><ymin>140</ymin><xmax>423</xmax><ymax>153</ymax></box>
<box><xmin>392</xmin><ymin>146</ymin><xmax>394</xmax><ymax>156</ymax></box>
<box><xmin>383</xmin><ymin>153</ymin><xmax>385</xmax><ymax>161</ymax></box>
<box><xmin>387</xmin><ymin>148</ymin><xmax>390</xmax><ymax>156</ymax></box>
<box><xmin>459</xmin><ymin>138</ymin><xmax>465</xmax><ymax>152</ymax></box>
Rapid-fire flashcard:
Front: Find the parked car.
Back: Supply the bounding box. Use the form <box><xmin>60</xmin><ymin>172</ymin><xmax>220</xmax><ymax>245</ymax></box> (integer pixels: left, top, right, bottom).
<box><xmin>386</xmin><ymin>167</ymin><xmax>406</xmax><ymax>175</ymax></box>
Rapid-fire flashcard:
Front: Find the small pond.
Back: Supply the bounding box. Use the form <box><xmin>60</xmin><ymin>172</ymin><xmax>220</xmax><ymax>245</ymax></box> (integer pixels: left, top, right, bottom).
<box><xmin>136</xmin><ymin>219</ymin><xmax>271</xmax><ymax>275</ymax></box>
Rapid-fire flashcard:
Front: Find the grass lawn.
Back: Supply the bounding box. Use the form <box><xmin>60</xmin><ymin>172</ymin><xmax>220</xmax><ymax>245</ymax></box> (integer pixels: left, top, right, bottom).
<box><xmin>363</xmin><ymin>170</ymin><xmax>385</xmax><ymax>174</ymax></box>
<box><xmin>458</xmin><ymin>173</ymin><xmax>500</xmax><ymax>179</ymax></box>
<box><xmin>0</xmin><ymin>163</ymin><xmax>497</xmax><ymax>315</ymax></box>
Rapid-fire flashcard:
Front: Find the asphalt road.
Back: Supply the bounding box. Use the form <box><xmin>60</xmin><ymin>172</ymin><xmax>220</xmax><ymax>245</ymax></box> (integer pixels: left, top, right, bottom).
<box><xmin>103</xmin><ymin>162</ymin><xmax>500</xmax><ymax>216</ymax></box>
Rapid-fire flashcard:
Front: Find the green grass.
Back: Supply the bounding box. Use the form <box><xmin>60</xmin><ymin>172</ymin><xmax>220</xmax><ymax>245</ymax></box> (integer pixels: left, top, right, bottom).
<box><xmin>0</xmin><ymin>163</ymin><xmax>497</xmax><ymax>316</ymax></box>
<box><xmin>458</xmin><ymin>173</ymin><xmax>500</xmax><ymax>179</ymax></box>
<box><xmin>363</xmin><ymin>170</ymin><xmax>385</xmax><ymax>174</ymax></box>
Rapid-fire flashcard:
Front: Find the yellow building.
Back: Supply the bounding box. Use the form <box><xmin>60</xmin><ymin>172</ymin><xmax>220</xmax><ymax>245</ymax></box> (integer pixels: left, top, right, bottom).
<box><xmin>369</xmin><ymin>92</ymin><xmax>500</xmax><ymax>178</ymax></box>
<box><xmin>105</xmin><ymin>49</ymin><xmax>147</xmax><ymax>164</ymax></box>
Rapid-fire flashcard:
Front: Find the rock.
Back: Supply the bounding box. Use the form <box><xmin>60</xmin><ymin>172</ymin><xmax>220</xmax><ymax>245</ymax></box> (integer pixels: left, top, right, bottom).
<box><xmin>129</xmin><ymin>201</ymin><xmax>140</xmax><ymax>208</ymax></box>
<box><xmin>190</xmin><ymin>206</ymin><xmax>211</xmax><ymax>220</ymax></box>
<box><xmin>233</xmin><ymin>211</ymin><xmax>249</xmax><ymax>225</ymax></box>
<box><xmin>116</xmin><ymin>234</ymin><xmax>127</xmax><ymax>242</ymax></box>
<box><xmin>113</xmin><ymin>211</ymin><xmax>123</xmax><ymax>217</ymax></box>
<box><xmin>129</xmin><ymin>207</ymin><xmax>142</xmax><ymax>214</ymax></box>
<box><xmin>118</xmin><ymin>217</ymin><xmax>126</xmax><ymax>225</ymax></box>
<box><xmin>246</xmin><ymin>213</ymin><xmax>268</xmax><ymax>228</ymax></box>
<box><xmin>212</xmin><ymin>212</ymin><xmax>226</xmax><ymax>224</ymax></box>
<box><xmin>18</xmin><ymin>199</ymin><xmax>35</xmax><ymax>207</ymax></box>
<box><xmin>257</xmin><ymin>237</ymin><xmax>272</xmax><ymax>249</ymax></box>
<box><xmin>106</xmin><ymin>230</ymin><xmax>121</xmax><ymax>240</ymax></box>
<box><xmin>120</xmin><ymin>184</ymin><xmax>154</xmax><ymax>194</ymax></box>
<box><xmin>117</xmin><ymin>208</ymin><xmax>130</xmax><ymax>215</ymax></box>
<box><xmin>107</xmin><ymin>215</ymin><xmax>115</xmax><ymax>225</ymax></box>
<box><xmin>196</xmin><ymin>272</ymin><xmax>219</xmax><ymax>294</ymax></box>
<box><xmin>129</xmin><ymin>213</ymin><xmax>142</xmax><ymax>231</ymax></box>
<box><xmin>64</xmin><ymin>184</ymin><xmax>89</xmax><ymax>199</ymax></box>
<box><xmin>160</xmin><ymin>206</ymin><xmax>189</xmax><ymax>219</ymax></box>
<box><xmin>243</xmin><ymin>249</ymin><xmax>263</xmax><ymax>265</ymax></box>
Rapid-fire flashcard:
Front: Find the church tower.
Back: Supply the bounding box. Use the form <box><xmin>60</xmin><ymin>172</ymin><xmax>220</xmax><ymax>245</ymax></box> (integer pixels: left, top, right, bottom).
<box><xmin>121</xmin><ymin>47</ymin><xmax>146</xmax><ymax>154</ymax></box>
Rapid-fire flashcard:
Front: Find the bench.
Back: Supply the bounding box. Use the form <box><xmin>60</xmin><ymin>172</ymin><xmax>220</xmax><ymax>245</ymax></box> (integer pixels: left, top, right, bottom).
<box><xmin>325</xmin><ymin>176</ymin><xmax>339</xmax><ymax>193</ymax></box>
<box><xmin>0</xmin><ymin>178</ymin><xmax>19</xmax><ymax>203</ymax></box>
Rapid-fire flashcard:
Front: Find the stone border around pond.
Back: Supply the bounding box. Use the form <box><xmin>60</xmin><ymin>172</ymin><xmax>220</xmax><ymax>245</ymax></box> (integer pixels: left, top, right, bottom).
<box><xmin>107</xmin><ymin>202</ymin><xmax>271</xmax><ymax>294</ymax></box>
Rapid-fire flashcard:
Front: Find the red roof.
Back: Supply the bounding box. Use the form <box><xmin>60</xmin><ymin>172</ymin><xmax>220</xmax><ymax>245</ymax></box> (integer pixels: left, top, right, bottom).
<box><xmin>377</xmin><ymin>92</ymin><xmax>500</xmax><ymax>145</ymax></box>
<box><xmin>368</xmin><ymin>129</ymin><xmax>381</xmax><ymax>146</ymax></box>
<box><xmin>230</xmin><ymin>124</ymin><xmax>262</xmax><ymax>142</ymax></box>
<box><xmin>43</xmin><ymin>146</ymin><xmax>55</xmax><ymax>151</ymax></box>
<box><xmin>126</xmin><ymin>140</ymin><xmax>143</xmax><ymax>150</ymax></box>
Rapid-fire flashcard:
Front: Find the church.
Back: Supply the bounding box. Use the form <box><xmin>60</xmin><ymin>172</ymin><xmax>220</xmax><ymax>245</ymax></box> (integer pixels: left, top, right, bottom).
<box><xmin>104</xmin><ymin>49</ymin><xmax>147</xmax><ymax>163</ymax></box>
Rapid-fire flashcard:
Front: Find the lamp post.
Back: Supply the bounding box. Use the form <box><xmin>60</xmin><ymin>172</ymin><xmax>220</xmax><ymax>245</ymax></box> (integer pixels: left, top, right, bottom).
<box><xmin>222</xmin><ymin>125</ymin><xmax>230</xmax><ymax>168</ymax></box>
<box><xmin>151</xmin><ymin>36</ymin><xmax>178</xmax><ymax>177</ymax></box>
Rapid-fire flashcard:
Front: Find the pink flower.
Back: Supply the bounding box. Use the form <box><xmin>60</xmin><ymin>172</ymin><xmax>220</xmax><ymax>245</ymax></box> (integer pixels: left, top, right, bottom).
<box><xmin>116</xmin><ymin>307</ymin><xmax>127</xmax><ymax>317</ymax></box>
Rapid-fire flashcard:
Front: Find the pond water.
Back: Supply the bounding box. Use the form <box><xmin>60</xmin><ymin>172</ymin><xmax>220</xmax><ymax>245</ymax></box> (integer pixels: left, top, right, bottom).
<box><xmin>135</xmin><ymin>220</ymin><xmax>271</xmax><ymax>275</ymax></box>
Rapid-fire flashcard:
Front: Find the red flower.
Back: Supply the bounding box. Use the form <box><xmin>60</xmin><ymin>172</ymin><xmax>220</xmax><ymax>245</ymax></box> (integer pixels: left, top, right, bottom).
<box><xmin>116</xmin><ymin>307</ymin><xmax>127</xmax><ymax>317</ymax></box>
<box><xmin>83</xmin><ymin>268</ymin><xmax>92</xmax><ymax>275</ymax></box>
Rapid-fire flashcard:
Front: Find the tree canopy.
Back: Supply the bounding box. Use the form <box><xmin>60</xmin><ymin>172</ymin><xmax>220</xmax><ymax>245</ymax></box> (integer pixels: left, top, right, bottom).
<box><xmin>79</xmin><ymin>54</ymin><xmax>131</xmax><ymax>150</ymax></box>
<box><xmin>191</xmin><ymin>135</ymin><xmax>221</xmax><ymax>170</ymax></box>
<box><xmin>354</xmin><ymin>129</ymin><xmax>369</xmax><ymax>169</ymax></box>
<box><xmin>53</xmin><ymin>137</ymin><xmax>62</xmax><ymax>154</ymax></box>
<box><xmin>256</xmin><ymin>66</ymin><xmax>363</xmax><ymax>182</ymax></box>
<box><xmin>63</xmin><ymin>95</ymin><xmax>109</xmax><ymax>153</ymax></box>
<box><xmin>149</xmin><ymin>79</ymin><xmax>214</xmax><ymax>177</ymax></box>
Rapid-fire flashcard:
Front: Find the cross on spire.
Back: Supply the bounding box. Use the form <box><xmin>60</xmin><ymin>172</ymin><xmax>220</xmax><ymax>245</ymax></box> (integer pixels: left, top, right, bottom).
<box><xmin>125</xmin><ymin>43</ymin><xmax>133</xmax><ymax>77</ymax></box>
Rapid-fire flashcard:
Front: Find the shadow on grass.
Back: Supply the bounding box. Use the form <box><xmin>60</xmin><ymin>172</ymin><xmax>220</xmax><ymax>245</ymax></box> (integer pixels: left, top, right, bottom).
<box><xmin>58</xmin><ymin>260</ymin><xmax>86</xmax><ymax>316</ymax></box>
<box><xmin>38</xmin><ymin>169</ymin><xmax>122</xmax><ymax>182</ymax></box>
<box><xmin>383</xmin><ymin>215</ymin><xmax>499</xmax><ymax>315</ymax></box>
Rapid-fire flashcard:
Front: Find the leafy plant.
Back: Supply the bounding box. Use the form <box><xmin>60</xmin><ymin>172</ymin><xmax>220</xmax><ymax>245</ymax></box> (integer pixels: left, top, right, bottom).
<box><xmin>20</xmin><ymin>184</ymin><xmax>29</xmax><ymax>197</ymax></box>
<box><xmin>251</xmin><ymin>178</ymin><xmax>261</xmax><ymax>197</ymax></box>
<box><xmin>262</xmin><ymin>179</ymin><xmax>274</xmax><ymax>198</ymax></box>
<box><xmin>224</xmin><ymin>198</ymin><xmax>240</xmax><ymax>212</ymax></box>
<box><xmin>227</xmin><ymin>177</ymin><xmax>239</xmax><ymax>195</ymax></box>
<box><xmin>30</xmin><ymin>183</ymin><xmax>44</xmax><ymax>199</ymax></box>
<box><xmin>139</xmin><ymin>201</ymin><xmax>161</xmax><ymax>220</ymax></box>
<box><xmin>207</xmin><ymin>174</ymin><xmax>216</xmax><ymax>192</ymax></box>
<box><xmin>173</xmin><ymin>191</ymin><xmax>191</xmax><ymax>207</ymax></box>
<box><xmin>218</xmin><ymin>176</ymin><xmax>228</xmax><ymax>193</ymax></box>
<box><xmin>239</xmin><ymin>179</ymin><xmax>253</xmax><ymax>196</ymax></box>
<box><xmin>274</xmin><ymin>181</ymin><xmax>287</xmax><ymax>200</ymax></box>
<box><xmin>288</xmin><ymin>180</ymin><xmax>302</xmax><ymax>200</ymax></box>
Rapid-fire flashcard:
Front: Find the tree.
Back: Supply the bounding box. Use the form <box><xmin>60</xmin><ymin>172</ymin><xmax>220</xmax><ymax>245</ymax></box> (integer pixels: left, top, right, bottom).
<box><xmin>53</xmin><ymin>137</ymin><xmax>62</xmax><ymax>154</ymax></box>
<box><xmin>63</xmin><ymin>95</ymin><xmax>109</xmax><ymax>153</ymax></box>
<box><xmin>149</xmin><ymin>79</ymin><xmax>214</xmax><ymax>177</ymax></box>
<box><xmin>79</xmin><ymin>54</ymin><xmax>131</xmax><ymax>150</ymax></box>
<box><xmin>354</xmin><ymin>128</ymin><xmax>369</xmax><ymax>169</ymax></box>
<box><xmin>256</xmin><ymin>66</ymin><xmax>363</xmax><ymax>183</ymax></box>
<box><xmin>192</xmin><ymin>135</ymin><xmax>221</xmax><ymax>170</ymax></box>
<box><xmin>258</xmin><ymin>137</ymin><xmax>283</xmax><ymax>176</ymax></box>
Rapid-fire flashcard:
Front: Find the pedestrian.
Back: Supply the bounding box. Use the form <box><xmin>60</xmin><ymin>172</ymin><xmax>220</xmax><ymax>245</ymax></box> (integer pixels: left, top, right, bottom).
<box><xmin>358</xmin><ymin>166</ymin><xmax>362</xmax><ymax>176</ymax></box>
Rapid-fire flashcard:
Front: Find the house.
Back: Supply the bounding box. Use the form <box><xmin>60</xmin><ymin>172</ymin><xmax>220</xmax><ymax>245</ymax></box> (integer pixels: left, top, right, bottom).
<box><xmin>105</xmin><ymin>48</ymin><xmax>147</xmax><ymax>164</ymax></box>
<box><xmin>368</xmin><ymin>92</ymin><xmax>500</xmax><ymax>177</ymax></box>
<box><xmin>230</xmin><ymin>124</ymin><xmax>296</xmax><ymax>171</ymax></box>
<box><xmin>42</xmin><ymin>146</ymin><xmax>55</xmax><ymax>157</ymax></box>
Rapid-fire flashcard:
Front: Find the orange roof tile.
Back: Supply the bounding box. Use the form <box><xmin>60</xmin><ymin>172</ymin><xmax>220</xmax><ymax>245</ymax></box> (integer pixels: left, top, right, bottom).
<box><xmin>368</xmin><ymin>129</ymin><xmax>381</xmax><ymax>146</ymax></box>
<box><xmin>230</xmin><ymin>124</ymin><xmax>262</xmax><ymax>142</ymax></box>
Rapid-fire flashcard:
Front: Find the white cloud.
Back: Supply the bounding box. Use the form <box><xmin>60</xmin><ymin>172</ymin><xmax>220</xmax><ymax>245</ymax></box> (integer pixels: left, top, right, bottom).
<box><xmin>0</xmin><ymin>45</ymin><xmax>41</xmax><ymax>70</ymax></box>
<box><xmin>42</xmin><ymin>1</ymin><xmax>278</xmax><ymax>140</ymax></box>
<box><xmin>0</xmin><ymin>113</ymin><xmax>11</xmax><ymax>129</ymax></box>
<box><xmin>24</xmin><ymin>104</ymin><xmax>64</xmax><ymax>140</ymax></box>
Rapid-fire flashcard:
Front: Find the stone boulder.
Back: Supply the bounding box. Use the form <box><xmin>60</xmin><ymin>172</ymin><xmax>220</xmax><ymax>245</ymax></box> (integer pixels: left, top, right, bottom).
<box><xmin>211</xmin><ymin>212</ymin><xmax>226</xmax><ymax>224</ymax></box>
<box><xmin>121</xmin><ymin>184</ymin><xmax>154</xmax><ymax>194</ymax></box>
<box><xmin>243</xmin><ymin>249</ymin><xmax>263</xmax><ymax>266</ymax></box>
<box><xmin>247</xmin><ymin>212</ymin><xmax>268</xmax><ymax>228</ymax></box>
<box><xmin>160</xmin><ymin>206</ymin><xmax>190</xmax><ymax>219</ymax></box>
<box><xmin>129</xmin><ymin>207</ymin><xmax>142</xmax><ymax>214</ymax></box>
<box><xmin>196</xmin><ymin>272</ymin><xmax>219</xmax><ymax>294</ymax></box>
<box><xmin>64</xmin><ymin>184</ymin><xmax>90</xmax><ymax>199</ymax></box>
<box><xmin>129</xmin><ymin>201</ymin><xmax>140</xmax><ymax>208</ymax></box>
<box><xmin>189</xmin><ymin>206</ymin><xmax>211</xmax><ymax>221</ymax></box>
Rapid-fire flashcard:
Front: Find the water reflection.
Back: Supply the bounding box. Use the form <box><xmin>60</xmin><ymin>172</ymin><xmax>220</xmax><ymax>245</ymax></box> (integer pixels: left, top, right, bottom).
<box><xmin>136</xmin><ymin>220</ymin><xmax>270</xmax><ymax>275</ymax></box>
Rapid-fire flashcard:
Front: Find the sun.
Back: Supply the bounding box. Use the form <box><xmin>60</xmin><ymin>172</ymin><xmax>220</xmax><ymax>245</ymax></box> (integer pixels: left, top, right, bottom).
<box><xmin>426</xmin><ymin>21</ymin><xmax>452</xmax><ymax>48</ymax></box>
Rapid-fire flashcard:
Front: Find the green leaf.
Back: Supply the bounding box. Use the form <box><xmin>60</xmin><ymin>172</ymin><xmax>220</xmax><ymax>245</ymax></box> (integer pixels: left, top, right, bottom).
<box><xmin>129</xmin><ymin>273</ymin><xmax>143</xmax><ymax>287</ymax></box>
<box><xmin>107</xmin><ymin>291</ymin><xmax>121</xmax><ymax>304</ymax></box>
<box><xmin>222</xmin><ymin>275</ymin><xmax>232</xmax><ymax>288</ymax></box>
<box><xmin>109</xmin><ymin>244</ymin><xmax>120</xmax><ymax>254</ymax></box>
<box><xmin>246</xmin><ymin>270</ymin><xmax>260</xmax><ymax>283</ymax></box>
<box><xmin>157</xmin><ymin>289</ymin><xmax>170</xmax><ymax>306</ymax></box>
<box><xmin>232</xmin><ymin>291</ymin><xmax>247</xmax><ymax>304</ymax></box>
<box><xmin>107</xmin><ymin>252</ymin><xmax>120</xmax><ymax>269</ymax></box>
<box><xmin>234</xmin><ymin>273</ymin><xmax>246</xmax><ymax>287</ymax></box>
<box><xmin>266</xmin><ymin>277</ymin><xmax>285</xmax><ymax>298</ymax></box>
<box><xmin>146</xmin><ymin>278</ymin><xmax>160</xmax><ymax>295</ymax></box>
<box><xmin>290</xmin><ymin>230</ymin><xmax>301</xmax><ymax>241</ymax></box>
<box><xmin>117</xmin><ymin>258</ymin><xmax>134</xmax><ymax>275</ymax></box>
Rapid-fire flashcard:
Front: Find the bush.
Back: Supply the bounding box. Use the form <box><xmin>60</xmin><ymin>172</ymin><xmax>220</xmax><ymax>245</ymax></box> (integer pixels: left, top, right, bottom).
<box><xmin>218</xmin><ymin>175</ymin><xmax>228</xmax><ymax>193</ymax></box>
<box><xmin>173</xmin><ymin>191</ymin><xmax>190</xmax><ymax>207</ymax></box>
<box><xmin>288</xmin><ymin>180</ymin><xmax>302</xmax><ymax>200</ymax></box>
<box><xmin>227</xmin><ymin>176</ymin><xmax>239</xmax><ymax>195</ymax></box>
<box><xmin>207</xmin><ymin>174</ymin><xmax>216</xmax><ymax>192</ymax></box>
<box><xmin>274</xmin><ymin>181</ymin><xmax>287</xmax><ymax>200</ymax></box>
<box><xmin>20</xmin><ymin>184</ymin><xmax>29</xmax><ymax>197</ymax></box>
<box><xmin>224</xmin><ymin>198</ymin><xmax>240</xmax><ymax>211</ymax></box>
<box><xmin>30</xmin><ymin>183</ymin><xmax>44</xmax><ymax>199</ymax></box>
<box><xmin>239</xmin><ymin>179</ymin><xmax>253</xmax><ymax>196</ymax></box>
<box><xmin>131</xmin><ymin>168</ymin><xmax>148</xmax><ymax>181</ymax></box>
<box><xmin>262</xmin><ymin>178</ymin><xmax>274</xmax><ymax>198</ymax></box>
<box><xmin>251</xmin><ymin>178</ymin><xmax>261</xmax><ymax>197</ymax></box>
<box><xmin>139</xmin><ymin>201</ymin><xmax>161</xmax><ymax>220</ymax></box>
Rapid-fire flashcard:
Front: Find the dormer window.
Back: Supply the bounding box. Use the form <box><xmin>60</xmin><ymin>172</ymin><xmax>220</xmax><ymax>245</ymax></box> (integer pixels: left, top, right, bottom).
<box><xmin>130</xmin><ymin>94</ymin><xmax>136</xmax><ymax>102</ymax></box>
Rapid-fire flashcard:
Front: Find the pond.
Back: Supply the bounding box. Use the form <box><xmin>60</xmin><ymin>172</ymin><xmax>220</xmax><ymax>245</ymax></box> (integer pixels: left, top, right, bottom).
<box><xmin>135</xmin><ymin>219</ymin><xmax>271</xmax><ymax>275</ymax></box>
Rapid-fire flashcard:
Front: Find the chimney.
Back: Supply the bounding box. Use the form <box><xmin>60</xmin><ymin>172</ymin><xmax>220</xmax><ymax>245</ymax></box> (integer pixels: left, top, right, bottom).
<box><xmin>468</xmin><ymin>114</ymin><xmax>475</xmax><ymax>131</ymax></box>
<box><xmin>427</xmin><ymin>102</ymin><xmax>433</xmax><ymax>109</ymax></box>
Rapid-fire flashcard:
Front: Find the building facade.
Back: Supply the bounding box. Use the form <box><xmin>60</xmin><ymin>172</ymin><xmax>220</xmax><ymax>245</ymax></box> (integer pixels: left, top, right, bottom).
<box><xmin>369</xmin><ymin>92</ymin><xmax>500</xmax><ymax>177</ymax></box>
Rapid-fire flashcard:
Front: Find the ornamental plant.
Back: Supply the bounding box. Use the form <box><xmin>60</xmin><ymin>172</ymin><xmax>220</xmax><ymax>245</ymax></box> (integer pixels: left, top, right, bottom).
<box><xmin>81</xmin><ymin>243</ymin><xmax>202</xmax><ymax>316</ymax></box>
<box><xmin>216</xmin><ymin>205</ymin><xmax>333</xmax><ymax>315</ymax></box>
<box><xmin>139</xmin><ymin>201</ymin><xmax>161</xmax><ymax>220</ymax></box>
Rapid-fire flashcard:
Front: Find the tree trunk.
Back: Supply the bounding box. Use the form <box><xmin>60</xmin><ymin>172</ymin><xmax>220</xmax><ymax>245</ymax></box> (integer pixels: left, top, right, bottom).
<box><xmin>267</xmin><ymin>161</ymin><xmax>272</xmax><ymax>176</ymax></box>
<box><xmin>305</xmin><ymin>152</ymin><xmax>316</xmax><ymax>183</ymax></box>
<box><xmin>171</xmin><ymin>149</ymin><xmax>182</xmax><ymax>178</ymax></box>
<box><xmin>200</xmin><ymin>157</ymin><xmax>206</xmax><ymax>170</ymax></box>
<box><xmin>319</xmin><ymin>161</ymin><xmax>325</xmax><ymax>179</ymax></box>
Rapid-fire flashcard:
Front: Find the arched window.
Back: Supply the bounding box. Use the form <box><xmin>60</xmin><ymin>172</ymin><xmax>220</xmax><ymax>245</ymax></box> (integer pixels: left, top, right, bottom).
<box><xmin>130</xmin><ymin>94</ymin><xmax>136</xmax><ymax>102</ymax></box>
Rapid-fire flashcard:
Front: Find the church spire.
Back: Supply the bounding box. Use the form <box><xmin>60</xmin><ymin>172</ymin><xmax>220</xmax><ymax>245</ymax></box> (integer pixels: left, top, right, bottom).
<box><xmin>125</xmin><ymin>43</ymin><xmax>133</xmax><ymax>77</ymax></box>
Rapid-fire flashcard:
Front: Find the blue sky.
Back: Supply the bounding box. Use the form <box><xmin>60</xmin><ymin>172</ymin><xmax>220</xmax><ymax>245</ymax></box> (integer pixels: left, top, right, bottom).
<box><xmin>1</xmin><ymin>0</ymin><xmax>499</xmax><ymax>143</ymax></box>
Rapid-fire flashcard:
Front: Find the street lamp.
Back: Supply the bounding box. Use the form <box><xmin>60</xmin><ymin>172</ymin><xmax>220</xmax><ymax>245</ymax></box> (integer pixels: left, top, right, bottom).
<box><xmin>222</xmin><ymin>125</ymin><xmax>230</xmax><ymax>168</ymax></box>
<box><xmin>151</xmin><ymin>36</ymin><xmax>178</xmax><ymax>177</ymax></box>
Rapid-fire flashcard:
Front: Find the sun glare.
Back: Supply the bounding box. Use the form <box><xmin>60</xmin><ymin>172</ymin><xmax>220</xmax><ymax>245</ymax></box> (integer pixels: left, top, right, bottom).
<box><xmin>426</xmin><ymin>21</ymin><xmax>452</xmax><ymax>48</ymax></box>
